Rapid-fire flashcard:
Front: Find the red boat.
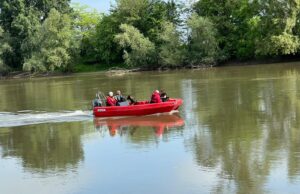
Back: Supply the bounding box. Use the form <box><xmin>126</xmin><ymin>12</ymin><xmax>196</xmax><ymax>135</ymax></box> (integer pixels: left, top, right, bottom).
<box><xmin>93</xmin><ymin>98</ymin><xmax>183</xmax><ymax>117</ymax></box>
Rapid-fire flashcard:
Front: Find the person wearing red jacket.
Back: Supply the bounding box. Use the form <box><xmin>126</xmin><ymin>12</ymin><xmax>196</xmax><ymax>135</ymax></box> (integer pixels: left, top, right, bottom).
<box><xmin>150</xmin><ymin>90</ymin><xmax>162</xmax><ymax>103</ymax></box>
<box><xmin>106</xmin><ymin>92</ymin><xmax>117</xmax><ymax>106</ymax></box>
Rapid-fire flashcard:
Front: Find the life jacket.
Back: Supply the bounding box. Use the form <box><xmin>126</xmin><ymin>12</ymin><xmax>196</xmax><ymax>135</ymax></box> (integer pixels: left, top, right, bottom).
<box><xmin>106</xmin><ymin>96</ymin><xmax>117</xmax><ymax>106</ymax></box>
<box><xmin>151</xmin><ymin>93</ymin><xmax>162</xmax><ymax>103</ymax></box>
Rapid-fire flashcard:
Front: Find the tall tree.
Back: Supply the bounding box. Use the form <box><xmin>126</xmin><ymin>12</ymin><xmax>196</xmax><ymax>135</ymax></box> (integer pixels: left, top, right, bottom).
<box><xmin>194</xmin><ymin>0</ymin><xmax>259</xmax><ymax>60</ymax></box>
<box><xmin>187</xmin><ymin>14</ymin><xmax>219</xmax><ymax>66</ymax></box>
<box><xmin>0</xmin><ymin>27</ymin><xmax>11</xmax><ymax>73</ymax></box>
<box><xmin>94</xmin><ymin>0</ymin><xmax>182</xmax><ymax>65</ymax></box>
<box><xmin>159</xmin><ymin>21</ymin><xmax>184</xmax><ymax>67</ymax></box>
<box><xmin>25</xmin><ymin>0</ymin><xmax>72</xmax><ymax>15</ymax></box>
<box><xmin>115</xmin><ymin>24</ymin><xmax>155</xmax><ymax>67</ymax></box>
<box><xmin>94</xmin><ymin>13</ymin><xmax>123</xmax><ymax>64</ymax></box>
<box><xmin>0</xmin><ymin>0</ymin><xmax>72</xmax><ymax>69</ymax></box>
<box><xmin>23</xmin><ymin>9</ymin><xmax>76</xmax><ymax>72</ymax></box>
<box><xmin>255</xmin><ymin>0</ymin><xmax>300</xmax><ymax>56</ymax></box>
<box><xmin>72</xmin><ymin>4</ymin><xmax>102</xmax><ymax>61</ymax></box>
<box><xmin>113</xmin><ymin>0</ymin><xmax>182</xmax><ymax>45</ymax></box>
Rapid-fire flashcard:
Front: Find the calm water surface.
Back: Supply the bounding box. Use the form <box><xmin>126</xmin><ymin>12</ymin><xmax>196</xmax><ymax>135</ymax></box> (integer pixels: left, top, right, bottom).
<box><xmin>1</xmin><ymin>63</ymin><xmax>300</xmax><ymax>194</ymax></box>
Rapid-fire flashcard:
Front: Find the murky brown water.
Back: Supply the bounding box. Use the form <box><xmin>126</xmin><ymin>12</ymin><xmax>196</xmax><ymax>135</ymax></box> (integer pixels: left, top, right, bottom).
<box><xmin>1</xmin><ymin>63</ymin><xmax>300</xmax><ymax>194</ymax></box>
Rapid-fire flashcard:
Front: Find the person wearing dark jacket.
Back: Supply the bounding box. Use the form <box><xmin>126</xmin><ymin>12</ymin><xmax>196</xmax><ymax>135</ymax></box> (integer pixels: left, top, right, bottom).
<box><xmin>160</xmin><ymin>90</ymin><xmax>169</xmax><ymax>102</ymax></box>
<box><xmin>114</xmin><ymin>90</ymin><xmax>126</xmax><ymax>105</ymax></box>
<box><xmin>127</xmin><ymin>95</ymin><xmax>136</xmax><ymax>105</ymax></box>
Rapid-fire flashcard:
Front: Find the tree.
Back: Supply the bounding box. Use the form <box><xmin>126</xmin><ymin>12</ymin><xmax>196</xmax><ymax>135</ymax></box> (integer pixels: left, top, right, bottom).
<box><xmin>94</xmin><ymin>14</ymin><xmax>123</xmax><ymax>64</ymax></box>
<box><xmin>194</xmin><ymin>0</ymin><xmax>251</xmax><ymax>60</ymax></box>
<box><xmin>72</xmin><ymin>4</ymin><xmax>102</xmax><ymax>61</ymax></box>
<box><xmin>159</xmin><ymin>22</ymin><xmax>184</xmax><ymax>67</ymax></box>
<box><xmin>187</xmin><ymin>14</ymin><xmax>219</xmax><ymax>66</ymax></box>
<box><xmin>0</xmin><ymin>0</ymin><xmax>71</xmax><ymax>25</ymax></box>
<box><xmin>193</xmin><ymin>0</ymin><xmax>300</xmax><ymax>59</ymax></box>
<box><xmin>93</xmin><ymin>0</ymin><xmax>183</xmax><ymax>66</ymax></box>
<box><xmin>0</xmin><ymin>27</ymin><xmax>11</xmax><ymax>74</ymax></box>
<box><xmin>113</xmin><ymin>0</ymin><xmax>148</xmax><ymax>24</ymax></box>
<box><xmin>255</xmin><ymin>0</ymin><xmax>300</xmax><ymax>56</ymax></box>
<box><xmin>193</xmin><ymin>0</ymin><xmax>258</xmax><ymax>60</ymax></box>
<box><xmin>23</xmin><ymin>9</ymin><xmax>76</xmax><ymax>72</ymax></box>
<box><xmin>115</xmin><ymin>24</ymin><xmax>155</xmax><ymax>67</ymax></box>
<box><xmin>27</xmin><ymin>0</ymin><xmax>72</xmax><ymax>16</ymax></box>
<box><xmin>0</xmin><ymin>0</ymin><xmax>72</xmax><ymax>70</ymax></box>
<box><xmin>113</xmin><ymin>0</ymin><xmax>182</xmax><ymax>45</ymax></box>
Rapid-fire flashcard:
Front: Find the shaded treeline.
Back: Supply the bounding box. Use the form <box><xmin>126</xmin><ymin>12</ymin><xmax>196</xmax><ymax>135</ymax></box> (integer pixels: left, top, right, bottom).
<box><xmin>1</xmin><ymin>0</ymin><xmax>300</xmax><ymax>74</ymax></box>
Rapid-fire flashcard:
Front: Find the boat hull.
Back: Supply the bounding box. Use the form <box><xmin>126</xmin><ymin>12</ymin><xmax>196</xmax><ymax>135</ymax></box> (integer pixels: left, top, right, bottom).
<box><xmin>93</xmin><ymin>98</ymin><xmax>183</xmax><ymax>117</ymax></box>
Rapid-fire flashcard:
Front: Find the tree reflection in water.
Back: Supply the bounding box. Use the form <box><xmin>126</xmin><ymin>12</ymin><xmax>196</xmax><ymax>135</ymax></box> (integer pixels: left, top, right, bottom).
<box><xmin>0</xmin><ymin>122</ymin><xmax>89</xmax><ymax>174</ymax></box>
<box><xmin>184</xmin><ymin>68</ymin><xmax>300</xmax><ymax>193</ymax></box>
<box><xmin>0</xmin><ymin>64</ymin><xmax>300</xmax><ymax>193</ymax></box>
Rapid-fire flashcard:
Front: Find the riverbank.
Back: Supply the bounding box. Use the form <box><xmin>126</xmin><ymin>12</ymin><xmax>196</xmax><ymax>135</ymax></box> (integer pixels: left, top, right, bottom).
<box><xmin>2</xmin><ymin>57</ymin><xmax>300</xmax><ymax>80</ymax></box>
<box><xmin>74</xmin><ymin>55</ymin><xmax>300</xmax><ymax>72</ymax></box>
<box><xmin>0</xmin><ymin>65</ymin><xmax>137</xmax><ymax>80</ymax></box>
<box><xmin>221</xmin><ymin>55</ymin><xmax>300</xmax><ymax>67</ymax></box>
<box><xmin>0</xmin><ymin>71</ymin><xmax>69</xmax><ymax>80</ymax></box>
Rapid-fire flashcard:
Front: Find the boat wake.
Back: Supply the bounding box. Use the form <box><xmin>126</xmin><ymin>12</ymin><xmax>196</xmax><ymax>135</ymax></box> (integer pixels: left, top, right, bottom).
<box><xmin>0</xmin><ymin>110</ymin><xmax>93</xmax><ymax>128</ymax></box>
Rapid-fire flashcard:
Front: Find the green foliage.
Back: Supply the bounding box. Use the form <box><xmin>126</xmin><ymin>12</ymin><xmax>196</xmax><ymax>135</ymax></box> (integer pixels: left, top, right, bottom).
<box><xmin>93</xmin><ymin>0</ymin><xmax>152</xmax><ymax>65</ymax></box>
<box><xmin>0</xmin><ymin>27</ymin><xmax>11</xmax><ymax>73</ymax></box>
<box><xmin>3</xmin><ymin>0</ymin><xmax>300</xmax><ymax>73</ymax></box>
<box><xmin>236</xmin><ymin>15</ymin><xmax>260</xmax><ymax>59</ymax></box>
<box><xmin>23</xmin><ymin>9</ymin><xmax>75</xmax><ymax>72</ymax></box>
<box><xmin>114</xmin><ymin>0</ymin><xmax>149</xmax><ymax>24</ymax></box>
<box><xmin>159</xmin><ymin>22</ymin><xmax>184</xmax><ymax>66</ymax></box>
<box><xmin>92</xmin><ymin>0</ymin><xmax>183</xmax><ymax>67</ymax></box>
<box><xmin>255</xmin><ymin>0</ymin><xmax>300</xmax><ymax>56</ymax></box>
<box><xmin>115</xmin><ymin>24</ymin><xmax>155</xmax><ymax>67</ymax></box>
<box><xmin>72</xmin><ymin>4</ymin><xmax>102</xmax><ymax>60</ymax></box>
<box><xmin>194</xmin><ymin>0</ymin><xmax>258</xmax><ymax>60</ymax></box>
<box><xmin>187</xmin><ymin>14</ymin><xmax>219</xmax><ymax>66</ymax></box>
<box><xmin>0</xmin><ymin>0</ymin><xmax>72</xmax><ymax>70</ymax></box>
<box><xmin>270</xmin><ymin>33</ymin><xmax>300</xmax><ymax>55</ymax></box>
<box><xmin>110</xmin><ymin>0</ymin><xmax>185</xmax><ymax>68</ymax></box>
<box><xmin>194</xmin><ymin>0</ymin><xmax>300</xmax><ymax>60</ymax></box>
<box><xmin>94</xmin><ymin>14</ymin><xmax>123</xmax><ymax>64</ymax></box>
<box><xmin>0</xmin><ymin>1</ymin><xmax>37</xmax><ymax>68</ymax></box>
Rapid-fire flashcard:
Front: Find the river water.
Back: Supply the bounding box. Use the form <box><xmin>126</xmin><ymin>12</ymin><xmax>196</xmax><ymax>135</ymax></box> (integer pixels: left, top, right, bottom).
<box><xmin>1</xmin><ymin>63</ymin><xmax>300</xmax><ymax>194</ymax></box>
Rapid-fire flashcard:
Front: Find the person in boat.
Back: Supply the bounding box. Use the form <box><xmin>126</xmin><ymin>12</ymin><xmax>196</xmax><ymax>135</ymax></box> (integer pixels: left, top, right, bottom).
<box><xmin>114</xmin><ymin>90</ymin><xmax>126</xmax><ymax>105</ymax></box>
<box><xmin>127</xmin><ymin>95</ymin><xmax>137</xmax><ymax>105</ymax></box>
<box><xmin>160</xmin><ymin>90</ymin><xmax>169</xmax><ymax>102</ymax></box>
<box><xmin>106</xmin><ymin>92</ymin><xmax>117</xmax><ymax>106</ymax></box>
<box><xmin>92</xmin><ymin>93</ymin><xmax>102</xmax><ymax>107</ymax></box>
<box><xmin>150</xmin><ymin>90</ymin><xmax>162</xmax><ymax>103</ymax></box>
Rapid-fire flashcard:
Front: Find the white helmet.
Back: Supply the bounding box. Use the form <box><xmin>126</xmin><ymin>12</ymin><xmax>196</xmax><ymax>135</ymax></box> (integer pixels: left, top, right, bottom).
<box><xmin>108</xmin><ymin>92</ymin><xmax>113</xmax><ymax>97</ymax></box>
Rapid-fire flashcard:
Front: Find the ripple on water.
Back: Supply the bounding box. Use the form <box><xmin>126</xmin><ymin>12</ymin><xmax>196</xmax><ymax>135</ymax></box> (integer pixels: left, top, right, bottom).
<box><xmin>0</xmin><ymin>110</ymin><xmax>93</xmax><ymax>128</ymax></box>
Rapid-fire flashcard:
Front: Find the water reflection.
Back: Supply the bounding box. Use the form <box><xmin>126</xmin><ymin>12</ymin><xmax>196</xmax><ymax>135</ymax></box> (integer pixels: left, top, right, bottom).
<box><xmin>94</xmin><ymin>114</ymin><xmax>185</xmax><ymax>137</ymax></box>
<box><xmin>184</xmin><ymin>66</ymin><xmax>300</xmax><ymax>193</ymax></box>
<box><xmin>1</xmin><ymin>64</ymin><xmax>300</xmax><ymax>193</ymax></box>
<box><xmin>0</xmin><ymin>121</ymin><xmax>91</xmax><ymax>174</ymax></box>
